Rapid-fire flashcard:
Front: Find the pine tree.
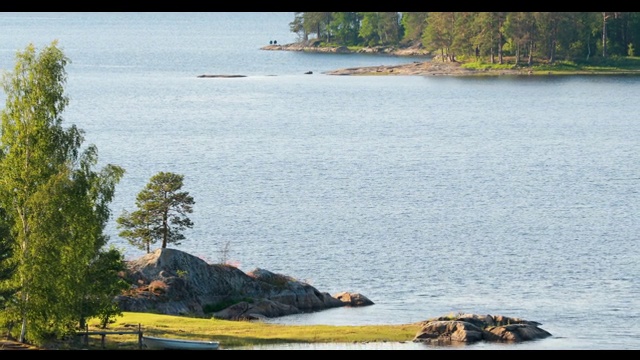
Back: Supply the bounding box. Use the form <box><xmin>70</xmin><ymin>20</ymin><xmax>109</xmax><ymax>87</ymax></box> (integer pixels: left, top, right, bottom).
<box><xmin>117</xmin><ymin>172</ymin><xmax>194</xmax><ymax>253</ymax></box>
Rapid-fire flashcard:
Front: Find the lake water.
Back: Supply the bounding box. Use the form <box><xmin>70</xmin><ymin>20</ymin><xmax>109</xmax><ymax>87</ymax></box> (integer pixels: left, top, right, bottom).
<box><xmin>1</xmin><ymin>12</ymin><xmax>639</xmax><ymax>350</ymax></box>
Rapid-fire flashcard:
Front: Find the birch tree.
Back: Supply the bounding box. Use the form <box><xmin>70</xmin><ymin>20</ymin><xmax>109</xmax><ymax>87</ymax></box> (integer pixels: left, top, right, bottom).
<box><xmin>0</xmin><ymin>41</ymin><xmax>125</xmax><ymax>345</ymax></box>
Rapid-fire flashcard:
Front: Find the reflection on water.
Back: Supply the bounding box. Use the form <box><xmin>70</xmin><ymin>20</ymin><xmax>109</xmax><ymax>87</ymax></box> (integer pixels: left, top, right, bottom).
<box><xmin>231</xmin><ymin>341</ymin><xmax>447</xmax><ymax>350</ymax></box>
<box><xmin>229</xmin><ymin>338</ymin><xmax>568</xmax><ymax>350</ymax></box>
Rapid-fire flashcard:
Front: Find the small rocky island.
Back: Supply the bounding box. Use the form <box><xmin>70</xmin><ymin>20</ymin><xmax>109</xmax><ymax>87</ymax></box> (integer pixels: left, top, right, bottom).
<box><xmin>115</xmin><ymin>248</ymin><xmax>551</xmax><ymax>346</ymax></box>
<box><xmin>413</xmin><ymin>313</ymin><xmax>552</xmax><ymax>345</ymax></box>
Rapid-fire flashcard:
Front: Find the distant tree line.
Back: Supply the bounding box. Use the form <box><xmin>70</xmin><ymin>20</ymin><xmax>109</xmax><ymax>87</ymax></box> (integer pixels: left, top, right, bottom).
<box><xmin>289</xmin><ymin>12</ymin><xmax>640</xmax><ymax>64</ymax></box>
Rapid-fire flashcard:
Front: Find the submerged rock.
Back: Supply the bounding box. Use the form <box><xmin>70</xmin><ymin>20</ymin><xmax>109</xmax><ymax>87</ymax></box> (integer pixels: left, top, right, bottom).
<box><xmin>197</xmin><ymin>74</ymin><xmax>246</xmax><ymax>78</ymax></box>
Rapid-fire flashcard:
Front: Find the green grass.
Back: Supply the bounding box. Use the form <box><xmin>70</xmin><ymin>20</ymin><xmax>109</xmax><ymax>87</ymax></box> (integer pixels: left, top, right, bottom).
<box><xmin>461</xmin><ymin>56</ymin><xmax>640</xmax><ymax>75</ymax></box>
<box><xmin>461</xmin><ymin>61</ymin><xmax>516</xmax><ymax>71</ymax></box>
<box><xmin>67</xmin><ymin>312</ymin><xmax>421</xmax><ymax>350</ymax></box>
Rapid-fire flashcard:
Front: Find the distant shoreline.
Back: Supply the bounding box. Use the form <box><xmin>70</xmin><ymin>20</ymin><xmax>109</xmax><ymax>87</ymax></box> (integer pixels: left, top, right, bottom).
<box><xmin>261</xmin><ymin>42</ymin><xmax>640</xmax><ymax>77</ymax></box>
<box><xmin>261</xmin><ymin>43</ymin><xmax>527</xmax><ymax>76</ymax></box>
<box><xmin>261</xmin><ymin>42</ymin><xmax>431</xmax><ymax>57</ymax></box>
<box><xmin>320</xmin><ymin>61</ymin><xmax>528</xmax><ymax>77</ymax></box>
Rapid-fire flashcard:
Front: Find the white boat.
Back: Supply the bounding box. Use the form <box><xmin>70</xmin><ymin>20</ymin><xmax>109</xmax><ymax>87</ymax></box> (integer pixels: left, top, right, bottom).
<box><xmin>142</xmin><ymin>335</ymin><xmax>220</xmax><ymax>350</ymax></box>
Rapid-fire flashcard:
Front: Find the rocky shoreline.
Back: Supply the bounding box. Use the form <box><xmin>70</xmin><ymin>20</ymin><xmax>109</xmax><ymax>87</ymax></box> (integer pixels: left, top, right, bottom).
<box><xmin>261</xmin><ymin>41</ymin><xmax>640</xmax><ymax>77</ymax></box>
<box><xmin>321</xmin><ymin>60</ymin><xmax>529</xmax><ymax>77</ymax></box>
<box><xmin>0</xmin><ymin>248</ymin><xmax>552</xmax><ymax>349</ymax></box>
<box><xmin>261</xmin><ymin>41</ymin><xmax>432</xmax><ymax>57</ymax></box>
<box><xmin>116</xmin><ymin>248</ymin><xmax>374</xmax><ymax>320</ymax></box>
<box><xmin>115</xmin><ymin>248</ymin><xmax>552</xmax><ymax>347</ymax></box>
<box><xmin>261</xmin><ymin>42</ymin><xmax>529</xmax><ymax>77</ymax></box>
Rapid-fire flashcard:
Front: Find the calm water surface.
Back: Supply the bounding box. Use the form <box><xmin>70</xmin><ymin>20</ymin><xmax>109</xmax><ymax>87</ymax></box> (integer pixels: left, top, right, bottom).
<box><xmin>1</xmin><ymin>13</ymin><xmax>639</xmax><ymax>350</ymax></box>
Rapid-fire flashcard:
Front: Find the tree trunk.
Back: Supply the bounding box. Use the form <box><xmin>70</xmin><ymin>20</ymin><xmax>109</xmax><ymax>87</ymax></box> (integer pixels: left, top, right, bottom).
<box><xmin>20</xmin><ymin>317</ymin><xmax>27</xmax><ymax>343</ymax></box>
<box><xmin>162</xmin><ymin>211</ymin><xmax>168</xmax><ymax>249</ymax></box>
<box><xmin>602</xmin><ymin>12</ymin><xmax>608</xmax><ymax>58</ymax></box>
<box><xmin>491</xmin><ymin>45</ymin><xmax>495</xmax><ymax>64</ymax></box>
<box><xmin>19</xmin><ymin>216</ymin><xmax>29</xmax><ymax>343</ymax></box>
<box><xmin>498</xmin><ymin>26</ymin><xmax>504</xmax><ymax>64</ymax></box>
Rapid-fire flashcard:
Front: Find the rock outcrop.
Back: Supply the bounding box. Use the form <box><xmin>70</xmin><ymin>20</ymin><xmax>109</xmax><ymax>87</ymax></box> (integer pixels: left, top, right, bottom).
<box><xmin>116</xmin><ymin>248</ymin><xmax>373</xmax><ymax>320</ymax></box>
<box><xmin>197</xmin><ymin>74</ymin><xmax>246</xmax><ymax>78</ymax></box>
<box><xmin>333</xmin><ymin>291</ymin><xmax>375</xmax><ymax>306</ymax></box>
<box><xmin>413</xmin><ymin>313</ymin><xmax>552</xmax><ymax>345</ymax></box>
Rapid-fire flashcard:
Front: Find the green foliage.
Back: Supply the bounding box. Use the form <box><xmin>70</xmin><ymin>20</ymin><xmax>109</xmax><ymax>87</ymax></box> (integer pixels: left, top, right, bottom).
<box><xmin>289</xmin><ymin>12</ymin><xmax>306</xmax><ymax>41</ymax></box>
<box><xmin>359</xmin><ymin>13</ymin><xmax>380</xmax><ymax>46</ymax></box>
<box><xmin>0</xmin><ymin>206</ymin><xmax>17</xmax><ymax>309</ymax></box>
<box><xmin>292</xmin><ymin>12</ymin><xmax>640</xmax><ymax>63</ymax></box>
<box><xmin>328</xmin><ymin>12</ymin><xmax>361</xmax><ymax>46</ymax></box>
<box><xmin>400</xmin><ymin>12</ymin><xmax>428</xmax><ymax>44</ymax></box>
<box><xmin>117</xmin><ymin>172</ymin><xmax>195</xmax><ymax>253</ymax></box>
<box><xmin>0</xmin><ymin>41</ymin><xmax>125</xmax><ymax>345</ymax></box>
<box><xmin>458</xmin><ymin>55</ymin><xmax>640</xmax><ymax>75</ymax></box>
<box><xmin>357</xmin><ymin>12</ymin><xmax>403</xmax><ymax>47</ymax></box>
<box><xmin>82</xmin><ymin>246</ymin><xmax>129</xmax><ymax>329</ymax></box>
<box><xmin>461</xmin><ymin>61</ymin><xmax>516</xmax><ymax>71</ymax></box>
<box><xmin>529</xmin><ymin>56</ymin><xmax>640</xmax><ymax>72</ymax></box>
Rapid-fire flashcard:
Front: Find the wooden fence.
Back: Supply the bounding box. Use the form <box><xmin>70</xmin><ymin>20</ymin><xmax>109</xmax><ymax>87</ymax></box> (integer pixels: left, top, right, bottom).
<box><xmin>77</xmin><ymin>323</ymin><xmax>143</xmax><ymax>349</ymax></box>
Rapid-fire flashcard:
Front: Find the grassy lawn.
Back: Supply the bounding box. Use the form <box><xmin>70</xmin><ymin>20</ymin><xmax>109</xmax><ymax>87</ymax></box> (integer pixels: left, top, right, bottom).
<box><xmin>70</xmin><ymin>312</ymin><xmax>421</xmax><ymax>350</ymax></box>
<box><xmin>461</xmin><ymin>56</ymin><xmax>640</xmax><ymax>75</ymax></box>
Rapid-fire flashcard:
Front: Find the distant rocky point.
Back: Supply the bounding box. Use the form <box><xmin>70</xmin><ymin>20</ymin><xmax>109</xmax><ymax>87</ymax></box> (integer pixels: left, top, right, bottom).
<box><xmin>116</xmin><ymin>248</ymin><xmax>373</xmax><ymax>320</ymax></box>
<box><xmin>261</xmin><ymin>39</ymin><xmax>431</xmax><ymax>57</ymax></box>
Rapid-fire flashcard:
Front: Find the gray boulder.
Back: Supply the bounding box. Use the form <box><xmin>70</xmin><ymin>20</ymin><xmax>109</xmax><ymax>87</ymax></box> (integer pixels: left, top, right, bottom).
<box><xmin>333</xmin><ymin>291</ymin><xmax>374</xmax><ymax>306</ymax></box>
<box><xmin>486</xmin><ymin>323</ymin><xmax>553</xmax><ymax>342</ymax></box>
<box><xmin>414</xmin><ymin>320</ymin><xmax>486</xmax><ymax>344</ymax></box>
<box><xmin>414</xmin><ymin>313</ymin><xmax>552</xmax><ymax>346</ymax></box>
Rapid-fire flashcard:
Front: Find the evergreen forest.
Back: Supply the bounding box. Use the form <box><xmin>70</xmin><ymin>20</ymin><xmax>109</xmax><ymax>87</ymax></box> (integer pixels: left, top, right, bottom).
<box><xmin>289</xmin><ymin>12</ymin><xmax>640</xmax><ymax>65</ymax></box>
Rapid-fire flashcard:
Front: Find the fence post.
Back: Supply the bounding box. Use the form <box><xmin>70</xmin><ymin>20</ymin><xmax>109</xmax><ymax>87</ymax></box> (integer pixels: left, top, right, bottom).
<box><xmin>84</xmin><ymin>324</ymin><xmax>89</xmax><ymax>347</ymax></box>
<box><xmin>138</xmin><ymin>323</ymin><xmax>143</xmax><ymax>350</ymax></box>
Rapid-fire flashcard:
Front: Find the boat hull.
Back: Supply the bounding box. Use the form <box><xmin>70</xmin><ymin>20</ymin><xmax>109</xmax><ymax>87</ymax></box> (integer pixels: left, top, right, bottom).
<box><xmin>142</xmin><ymin>336</ymin><xmax>219</xmax><ymax>350</ymax></box>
